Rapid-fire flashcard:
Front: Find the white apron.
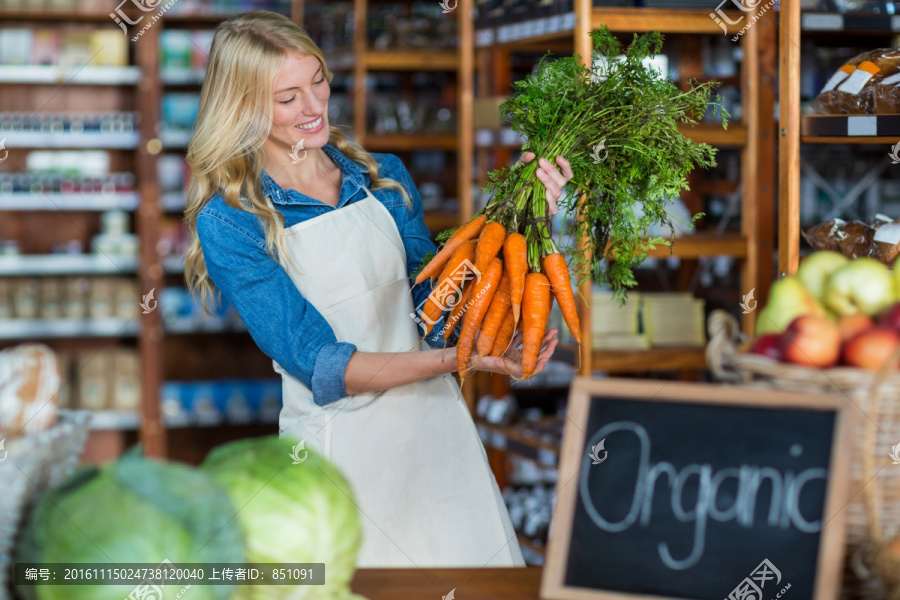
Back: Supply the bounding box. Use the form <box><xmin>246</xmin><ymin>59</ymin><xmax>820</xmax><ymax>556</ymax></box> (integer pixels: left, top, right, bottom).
<box><xmin>271</xmin><ymin>186</ymin><xmax>525</xmax><ymax>568</ymax></box>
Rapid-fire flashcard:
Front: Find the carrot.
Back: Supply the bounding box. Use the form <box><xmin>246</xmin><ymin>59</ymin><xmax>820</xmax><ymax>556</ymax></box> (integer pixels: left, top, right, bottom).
<box><xmin>419</xmin><ymin>296</ymin><xmax>446</xmax><ymax>336</ymax></box>
<box><xmin>490</xmin><ymin>309</ymin><xmax>516</xmax><ymax>357</ymax></box>
<box><xmin>476</xmin><ymin>273</ymin><xmax>511</xmax><ymax>357</ymax></box>
<box><xmin>473</xmin><ymin>221</ymin><xmax>507</xmax><ymax>275</ymax></box>
<box><xmin>436</xmin><ymin>240</ymin><xmax>477</xmax><ymax>291</ymax></box>
<box><xmin>542</xmin><ymin>253</ymin><xmax>581</xmax><ymax>345</ymax></box>
<box><xmin>503</xmin><ymin>233</ymin><xmax>527</xmax><ymax>328</ymax></box>
<box><xmin>457</xmin><ymin>257</ymin><xmax>503</xmax><ymax>375</ymax></box>
<box><xmin>414</xmin><ymin>214</ymin><xmax>487</xmax><ymax>285</ymax></box>
<box><xmin>521</xmin><ymin>272</ymin><xmax>551</xmax><ymax>379</ymax></box>
<box><xmin>444</xmin><ymin>284</ymin><xmax>473</xmax><ymax>340</ymax></box>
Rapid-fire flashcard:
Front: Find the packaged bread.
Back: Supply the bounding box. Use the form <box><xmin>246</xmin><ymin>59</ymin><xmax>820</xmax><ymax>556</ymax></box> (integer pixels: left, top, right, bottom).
<box><xmin>872</xmin><ymin>221</ymin><xmax>900</xmax><ymax>264</ymax></box>
<box><xmin>813</xmin><ymin>49</ymin><xmax>900</xmax><ymax>115</ymax></box>
<box><xmin>801</xmin><ymin>218</ymin><xmax>845</xmax><ymax>253</ymax></box>
<box><xmin>0</xmin><ymin>344</ymin><xmax>60</xmax><ymax>436</ymax></box>
<box><xmin>802</xmin><ymin>218</ymin><xmax>875</xmax><ymax>259</ymax></box>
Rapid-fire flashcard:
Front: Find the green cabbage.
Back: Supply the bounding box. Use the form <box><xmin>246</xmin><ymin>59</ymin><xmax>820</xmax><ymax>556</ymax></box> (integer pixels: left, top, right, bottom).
<box><xmin>201</xmin><ymin>436</ymin><xmax>366</xmax><ymax>600</ymax></box>
<box><xmin>16</xmin><ymin>449</ymin><xmax>244</xmax><ymax>600</ymax></box>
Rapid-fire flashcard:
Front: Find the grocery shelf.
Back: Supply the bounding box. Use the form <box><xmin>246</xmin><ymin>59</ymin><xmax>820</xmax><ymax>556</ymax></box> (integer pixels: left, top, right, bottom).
<box><xmin>366</xmin><ymin>50</ymin><xmax>459</xmax><ymax>71</ymax></box>
<box><xmin>801</xmin><ymin>11</ymin><xmax>900</xmax><ymax>32</ymax></box>
<box><xmin>0</xmin><ymin>318</ymin><xmax>139</xmax><ymax>339</ymax></box>
<box><xmin>477</xmin><ymin>8</ymin><xmax>745</xmax><ymax>48</ymax></box>
<box><xmin>363</xmin><ymin>133</ymin><xmax>458</xmax><ymax>151</ymax></box>
<box><xmin>87</xmin><ymin>409</ymin><xmax>278</xmax><ymax>431</ymax></box>
<box><xmin>592</xmin><ymin>7</ymin><xmax>745</xmax><ymax>34</ymax></box>
<box><xmin>476</xmin><ymin>419</ymin><xmax>560</xmax><ymax>467</ymax></box>
<box><xmin>605</xmin><ymin>232</ymin><xmax>748</xmax><ymax>260</ymax></box>
<box><xmin>0</xmin><ymin>254</ymin><xmax>137</xmax><ymax>276</ymax></box>
<box><xmin>592</xmin><ymin>346</ymin><xmax>706</xmax><ymax>372</ymax></box>
<box><xmin>0</xmin><ymin>193</ymin><xmax>139</xmax><ymax>211</ymax></box>
<box><xmin>0</xmin><ymin>131</ymin><xmax>140</xmax><ymax>149</ymax></box>
<box><xmin>159</xmin><ymin>129</ymin><xmax>193</xmax><ymax>149</ymax></box>
<box><xmin>0</xmin><ymin>65</ymin><xmax>141</xmax><ymax>85</ymax></box>
<box><xmin>801</xmin><ymin>114</ymin><xmax>900</xmax><ymax>139</ymax></box>
<box><xmin>679</xmin><ymin>123</ymin><xmax>747</xmax><ymax>147</ymax></box>
<box><xmin>159</xmin><ymin>13</ymin><xmax>234</xmax><ymax>26</ymax></box>
<box><xmin>801</xmin><ymin>136</ymin><xmax>900</xmax><ymax>144</ymax></box>
<box><xmin>0</xmin><ymin>10</ymin><xmax>120</xmax><ymax>21</ymax></box>
<box><xmin>160</xmin><ymin>67</ymin><xmax>206</xmax><ymax>86</ymax></box>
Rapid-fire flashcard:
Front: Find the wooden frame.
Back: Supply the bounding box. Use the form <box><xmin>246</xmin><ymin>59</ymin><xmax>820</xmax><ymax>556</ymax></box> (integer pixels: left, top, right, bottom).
<box><xmin>541</xmin><ymin>376</ymin><xmax>855</xmax><ymax>600</ymax></box>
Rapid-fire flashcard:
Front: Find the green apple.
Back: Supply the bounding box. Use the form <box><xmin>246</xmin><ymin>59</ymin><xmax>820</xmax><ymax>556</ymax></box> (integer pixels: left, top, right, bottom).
<box><xmin>824</xmin><ymin>258</ymin><xmax>896</xmax><ymax>316</ymax></box>
<box><xmin>796</xmin><ymin>251</ymin><xmax>849</xmax><ymax>303</ymax></box>
<box><xmin>756</xmin><ymin>276</ymin><xmax>828</xmax><ymax>335</ymax></box>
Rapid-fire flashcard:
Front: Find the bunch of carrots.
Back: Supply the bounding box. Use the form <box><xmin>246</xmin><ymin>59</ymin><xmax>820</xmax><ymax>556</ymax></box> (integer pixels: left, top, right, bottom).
<box><xmin>414</xmin><ymin>213</ymin><xmax>581</xmax><ymax>381</ymax></box>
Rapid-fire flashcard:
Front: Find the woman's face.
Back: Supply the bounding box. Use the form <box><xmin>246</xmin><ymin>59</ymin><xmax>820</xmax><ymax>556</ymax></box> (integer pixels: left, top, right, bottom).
<box><xmin>269</xmin><ymin>51</ymin><xmax>331</xmax><ymax>151</ymax></box>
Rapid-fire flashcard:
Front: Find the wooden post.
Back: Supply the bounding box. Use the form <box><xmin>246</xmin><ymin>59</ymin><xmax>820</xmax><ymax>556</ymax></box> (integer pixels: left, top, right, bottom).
<box><xmin>778</xmin><ymin>0</ymin><xmax>801</xmax><ymax>276</ymax></box>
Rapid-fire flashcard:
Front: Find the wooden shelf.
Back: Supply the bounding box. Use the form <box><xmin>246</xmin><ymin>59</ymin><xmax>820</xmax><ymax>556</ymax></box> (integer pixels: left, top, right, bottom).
<box><xmin>592</xmin><ymin>7</ymin><xmax>745</xmax><ymax>35</ymax></box>
<box><xmin>423</xmin><ymin>209</ymin><xmax>460</xmax><ymax>232</ymax></box>
<box><xmin>365</xmin><ymin>50</ymin><xmax>458</xmax><ymax>71</ymax></box>
<box><xmin>801</xmin><ymin>136</ymin><xmax>900</xmax><ymax>144</ymax></box>
<box><xmin>606</xmin><ymin>232</ymin><xmax>747</xmax><ymax>260</ymax></box>
<box><xmin>0</xmin><ymin>318</ymin><xmax>139</xmax><ymax>340</ymax></box>
<box><xmin>0</xmin><ymin>65</ymin><xmax>141</xmax><ymax>85</ymax></box>
<box><xmin>475</xmin><ymin>419</ymin><xmax>560</xmax><ymax>467</ymax></box>
<box><xmin>363</xmin><ymin>133</ymin><xmax>458</xmax><ymax>151</ymax></box>
<box><xmin>679</xmin><ymin>123</ymin><xmax>747</xmax><ymax>147</ymax></box>
<box><xmin>0</xmin><ymin>10</ymin><xmax>122</xmax><ymax>21</ymax></box>
<box><xmin>593</xmin><ymin>347</ymin><xmax>707</xmax><ymax>372</ymax></box>
<box><xmin>0</xmin><ymin>254</ymin><xmax>136</xmax><ymax>276</ymax></box>
<box><xmin>0</xmin><ymin>193</ymin><xmax>139</xmax><ymax>211</ymax></box>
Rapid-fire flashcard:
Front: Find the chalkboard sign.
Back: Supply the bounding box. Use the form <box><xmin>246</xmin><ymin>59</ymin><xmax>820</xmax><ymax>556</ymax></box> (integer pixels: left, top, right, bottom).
<box><xmin>541</xmin><ymin>378</ymin><xmax>855</xmax><ymax>600</ymax></box>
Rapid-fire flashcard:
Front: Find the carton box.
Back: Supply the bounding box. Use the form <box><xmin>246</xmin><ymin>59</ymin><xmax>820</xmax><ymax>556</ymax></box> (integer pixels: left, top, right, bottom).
<box><xmin>76</xmin><ymin>351</ymin><xmax>109</xmax><ymax>410</ymax></box>
<box><xmin>110</xmin><ymin>348</ymin><xmax>140</xmax><ymax>411</ymax></box>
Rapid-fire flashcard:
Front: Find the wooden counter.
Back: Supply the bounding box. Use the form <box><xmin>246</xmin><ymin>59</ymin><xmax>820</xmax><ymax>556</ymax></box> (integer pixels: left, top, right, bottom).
<box><xmin>351</xmin><ymin>567</ymin><xmax>543</xmax><ymax>599</ymax></box>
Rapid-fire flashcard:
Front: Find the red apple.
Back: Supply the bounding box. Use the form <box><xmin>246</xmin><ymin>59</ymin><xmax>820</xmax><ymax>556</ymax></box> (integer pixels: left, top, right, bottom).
<box><xmin>843</xmin><ymin>326</ymin><xmax>900</xmax><ymax>370</ymax></box>
<box><xmin>837</xmin><ymin>313</ymin><xmax>873</xmax><ymax>341</ymax></box>
<box><xmin>781</xmin><ymin>315</ymin><xmax>841</xmax><ymax>368</ymax></box>
<box><xmin>880</xmin><ymin>303</ymin><xmax>900</xmax><ymax>331</ymax></box>
<box><xmin>749</xmin><ymin>334</ymin><xmax>784</xmax><ymax>361</ymax></box>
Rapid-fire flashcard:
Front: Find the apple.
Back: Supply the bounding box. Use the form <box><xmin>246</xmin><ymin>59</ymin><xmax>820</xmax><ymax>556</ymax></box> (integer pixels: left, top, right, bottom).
<box><xmin>749</xmin><ymin>334</ymin><xmax>784</xmax><ymax>361</ymax></box>
<box><xmin>880</xmin><ymin>303</ymin><xmax>900</xmax><ymax>331</ymax></box>
<box><xmin>843</xmin><ymin>327</ymin><xmax>900</xmax><ymax>370</ymax></box>
<box><xmin>756</xmin><ymin>276</ymin><xmax>828</xmax><ymax>335</ymax></box>
<box><xmin>824</xmin><ymin>258</ymin><xmax>896</xmax><ymax>316</ymax></box>
<box><xmin>837</xmin><ymin>313</ymin><xmax>873</xmax><ymax>341</ymax></box>
<box><xmin>781</xmin><ymin>315</ymin><xmax>841</xmax><ymax>368</ymax></box>
<box><xmin>797</xmin><ymin>251</ymin><xmax>849</xmax><ymax>303</ymax></box>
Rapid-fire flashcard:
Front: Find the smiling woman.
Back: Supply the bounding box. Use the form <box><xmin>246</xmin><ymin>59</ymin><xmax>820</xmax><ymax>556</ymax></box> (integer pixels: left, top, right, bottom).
<box><xmin>181</xmin><ymin>10</ymin><xmax>567</xmax><ymax>569</ymax></box>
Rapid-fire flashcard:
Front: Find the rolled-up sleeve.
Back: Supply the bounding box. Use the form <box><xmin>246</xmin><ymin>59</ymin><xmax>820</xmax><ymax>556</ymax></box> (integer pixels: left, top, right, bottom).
<box><xmin>384</xmin><ymin>155</ymin><xmax>460</xmax><ymax>348</ymax></box>
<box><xmin>197</xmin><ymin>211</ymin><xmax>356</xmax><ymax>406</ymax></box>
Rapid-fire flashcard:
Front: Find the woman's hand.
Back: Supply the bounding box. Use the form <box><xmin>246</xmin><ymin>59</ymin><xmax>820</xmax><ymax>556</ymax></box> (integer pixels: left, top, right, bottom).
<box><xmin>466</xmin><ymin>328</ymin><xmax>560</xmax><ymax>380</ymax></box>
<box><xmin>519</xmin><ymin>153</ymin><xmax>573</xmax><ymax>217</ymax></box>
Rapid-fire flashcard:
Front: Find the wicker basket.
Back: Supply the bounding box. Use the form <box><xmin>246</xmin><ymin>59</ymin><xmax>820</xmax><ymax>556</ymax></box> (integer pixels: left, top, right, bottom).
<box><xmin>706</xmin><ymin>309</ymin><xmax>900</xmax><ymax>550</ymax></box>
<box><xmin>0</xmin><ymin>409</ymin><xmax>92</xmax><ymax>600</ymax></box>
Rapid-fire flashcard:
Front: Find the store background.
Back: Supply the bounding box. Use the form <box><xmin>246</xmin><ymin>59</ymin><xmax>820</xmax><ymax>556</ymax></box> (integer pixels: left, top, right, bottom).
<box><xmin>1</xmin><ymin>0</ymin><xmax>898</xmax><ymax>566</ymax></box>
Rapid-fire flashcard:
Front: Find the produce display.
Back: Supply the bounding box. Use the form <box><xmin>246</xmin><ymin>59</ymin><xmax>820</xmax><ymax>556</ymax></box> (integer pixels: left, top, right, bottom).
<box><xmin>812</xmin><ymin>48</ymin><xmax>900</xmax><ymax>115</ymax></box>
<box><xmin>15</xmin><ymin>438</ymin><xmax>366</xmax><ymax>600</ymax></box>
<box><xmin>415</xmin><ymin>27</ymin><xmax>726</xmax><ymax>377</ymax></box>
<box><xmin>750</xmin><ymin>251</ymin><xmax>900</xmax><ymax>370</ymax></box>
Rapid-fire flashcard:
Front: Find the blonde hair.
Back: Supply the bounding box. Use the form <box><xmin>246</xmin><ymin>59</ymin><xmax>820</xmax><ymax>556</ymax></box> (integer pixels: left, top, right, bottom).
<box><xmin>184</xmin><ymin>10</ymin><xmax>411</xmax><ymax>311</ymax></box>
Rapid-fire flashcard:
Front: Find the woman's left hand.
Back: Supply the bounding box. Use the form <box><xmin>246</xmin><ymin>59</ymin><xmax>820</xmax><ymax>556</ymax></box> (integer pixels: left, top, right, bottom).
<box><xmin>520</xmin><ymin>153</ymin><xmax>573</xmax><ymax>217</ymax></box>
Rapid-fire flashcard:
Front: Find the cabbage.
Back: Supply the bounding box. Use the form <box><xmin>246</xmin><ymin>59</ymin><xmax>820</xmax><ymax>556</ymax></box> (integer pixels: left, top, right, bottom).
<box><xmin>16</xmin><ymin>449</ymin><xmax>243</xmax><ymax>600</ymax></box>
<box><xmin>201</xmin><ymin>436</ymin><xmax>365</xmax><ymax>600</ymax></box>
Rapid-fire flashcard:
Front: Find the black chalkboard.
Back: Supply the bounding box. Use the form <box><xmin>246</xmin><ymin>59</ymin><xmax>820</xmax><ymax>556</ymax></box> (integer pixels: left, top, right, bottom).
<box><xmin>541</xmin><ymin>378</ymin><xmax>855</xmax><ymax>600</ymax></box>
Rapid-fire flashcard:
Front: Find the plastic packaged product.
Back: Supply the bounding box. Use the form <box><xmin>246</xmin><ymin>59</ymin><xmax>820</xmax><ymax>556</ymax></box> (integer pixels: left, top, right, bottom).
<box><xmin>812</xmin><ymin>48</ymin><xmax>900</xmax><ymax>114</ymax></box>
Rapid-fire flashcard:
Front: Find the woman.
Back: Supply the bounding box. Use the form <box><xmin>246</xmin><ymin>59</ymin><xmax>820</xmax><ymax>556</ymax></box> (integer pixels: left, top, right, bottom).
<box><xmin>184</xmin><ymin>10</ymin><xmax>572</xmax><ymax>568</ymax></box>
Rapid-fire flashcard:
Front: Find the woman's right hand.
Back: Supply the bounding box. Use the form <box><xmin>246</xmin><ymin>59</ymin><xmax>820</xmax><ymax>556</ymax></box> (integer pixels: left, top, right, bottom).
<box><xmin>465</xmin><ymin>328</ymin><xmax>559</xmax><ymax>380</ymax></box>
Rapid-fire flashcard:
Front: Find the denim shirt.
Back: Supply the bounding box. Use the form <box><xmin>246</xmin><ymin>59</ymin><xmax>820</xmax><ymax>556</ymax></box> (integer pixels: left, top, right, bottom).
<box><xmin>196</xmin><ymin>143</ymin><xmax>454</xmax><ymax>407</ymax></box>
